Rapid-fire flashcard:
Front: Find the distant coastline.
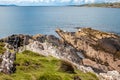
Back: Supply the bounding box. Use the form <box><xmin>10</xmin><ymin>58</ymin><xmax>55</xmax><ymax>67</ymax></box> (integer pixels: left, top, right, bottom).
<box><xmin>77</xmin><ymin>3</ymin><xmax>120</xmax><ymax>8</ymax></box>
<box><xmin>0</xmin><ymin>4</ymin><xmax>17</xmax><ymax>7</ymax></box>
<box><xmin>0</xmin><ymin>3</ymin><xmax>120</xmax><ymax>8</ymax></box>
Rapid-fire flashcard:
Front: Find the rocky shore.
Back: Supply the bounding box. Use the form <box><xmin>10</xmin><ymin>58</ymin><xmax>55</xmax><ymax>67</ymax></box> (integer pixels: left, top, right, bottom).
<box><xmin>0</xmin><ymin>28</ymin><xmax>120</xmax><ymax>80</ymax></box>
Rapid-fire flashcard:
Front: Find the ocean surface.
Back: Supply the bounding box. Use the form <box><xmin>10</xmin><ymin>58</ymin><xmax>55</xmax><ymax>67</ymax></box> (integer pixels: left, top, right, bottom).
<box><xmin>0</xmin><ymin>6</ymin><xmax>120</xmax><ymax>38</ymax></box>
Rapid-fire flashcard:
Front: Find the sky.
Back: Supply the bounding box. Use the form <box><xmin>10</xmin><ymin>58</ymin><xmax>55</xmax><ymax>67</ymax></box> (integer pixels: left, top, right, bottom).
<box><xmin>0</xmin><ymin>0</ymin><xmax>120</xmax><ymax>6</ymax></box>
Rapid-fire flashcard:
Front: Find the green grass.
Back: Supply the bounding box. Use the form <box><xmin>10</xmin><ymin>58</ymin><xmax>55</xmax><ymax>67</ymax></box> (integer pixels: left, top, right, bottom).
<box><xmin>0</xmin><ymin>50</ymin><xmax>99</xmax><ymax>80</ymax></box>
<box><xmin>0</xmin><ymin>42</ymin><xmax>6</xmax><ymax>54</ymax></box>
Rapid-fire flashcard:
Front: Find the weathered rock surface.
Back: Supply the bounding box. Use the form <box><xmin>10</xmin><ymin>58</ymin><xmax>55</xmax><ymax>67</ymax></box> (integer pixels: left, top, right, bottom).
<box><xmin>26</xmin><ymin>35</ymin><xmax>83</xmax><ymax>66</ymax></box>
<box><xmin>56</xmin><ymin>28</ymin><xmax>120</xmax><ymax>73</ymax></box>
<box><xmin>1</xmin><ymin>28</ymin><xmax>120</xmax><ymax>80</ymax></box>
<box><xmin>0</xmin><ymin>34</ymin><xmax>31</xmax><ymax>50</ymax></box>
<box><xmin>0</xmin><ymin>34</ymin><xmax>94</xmax><ymax>74</ymax></box>
<box><xmin>0</xmin><ymin>50</ymin><xmax>16</xmax><ymax>74</ymax></box>
<box><xmin>99</xmin><ymin>71</ymin><xmax>120</xmax><ymax>80</ymax></box>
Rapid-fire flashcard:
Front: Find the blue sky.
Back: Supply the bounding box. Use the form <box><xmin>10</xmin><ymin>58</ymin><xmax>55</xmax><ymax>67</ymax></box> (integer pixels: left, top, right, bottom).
<box><xmin>0</xmin><ymin>0</ymin><xmax>120</xmax><ymax>6</ymax></box>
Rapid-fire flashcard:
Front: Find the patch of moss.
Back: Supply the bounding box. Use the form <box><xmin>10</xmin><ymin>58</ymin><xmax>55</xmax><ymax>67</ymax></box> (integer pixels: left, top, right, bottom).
<box><xmin>0</xmin><ymin>42</ymin><xmax>6</xmax><ymax>54</ymax></box>
<box><xmin>0</xmin><ymin>50</ymin><xmax>99</xmax><ymax>80</ymax></box>
<box><xmin>58</xmin><ymin>60</ymin><xmax>75</xmax><ymax>74</ymax></box>
<box><xmin>38</xmin><ymin>74</ymin><xmax>62</xmax><ymax>80</ymax></box>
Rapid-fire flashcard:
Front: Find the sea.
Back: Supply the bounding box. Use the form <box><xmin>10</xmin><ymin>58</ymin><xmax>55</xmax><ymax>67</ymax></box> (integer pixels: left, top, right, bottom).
<box><xmin>0</xmin><ymin>6</ymin><xmax>120</xmax><ymax>38</ymax></box>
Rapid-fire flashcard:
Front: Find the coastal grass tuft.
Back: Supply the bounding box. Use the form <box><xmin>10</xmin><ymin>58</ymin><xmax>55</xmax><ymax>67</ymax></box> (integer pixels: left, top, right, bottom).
<box><xmin>58</xmin><ymin>60</ymin><xmax>75</xmax><ymax>74</ymax></box>
<box><xmin>0</xmin><ymin>50</ymin><xmax>99</xmax><ymax>80</ymax></box>
<box><xmin>0</xmin><ymin>42</ymin><xmax>6</xmax><ymax>54</ymax></box>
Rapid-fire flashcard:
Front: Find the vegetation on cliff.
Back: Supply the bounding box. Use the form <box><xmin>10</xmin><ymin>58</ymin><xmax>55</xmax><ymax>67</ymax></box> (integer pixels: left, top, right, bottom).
<box><xmin>0</xmin><ymin>42</ymin><xmax>6</xmax><ymax>54</ymax></box>
<box><xmin>0</xmin><ymin>50</ymin><xmax>98</xmax><ymax>80</ymax></box>
<box><xmin>80</xmin><ymin>3</ymin><xmax>120</xmax><ymax>8</ymax></box>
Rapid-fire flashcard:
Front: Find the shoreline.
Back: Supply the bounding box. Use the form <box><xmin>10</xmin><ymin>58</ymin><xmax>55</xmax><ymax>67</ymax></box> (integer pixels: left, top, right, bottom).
<box><xmin>0</xmin><ymin>28</ymin><xmax>120</xmax><ymax>79</ymax></box>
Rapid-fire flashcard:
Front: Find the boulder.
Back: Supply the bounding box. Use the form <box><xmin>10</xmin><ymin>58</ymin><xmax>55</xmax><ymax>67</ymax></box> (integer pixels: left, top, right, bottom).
<box><xmin>0</xmin><ymin>50</ymin><xmax>16</xmax><ymax>74</ymax></box>
<box><xmin>56</xmin><ymin>28</ymin><xmax>120</xmax><ymax>73</ymax></box>
<box><xmin>0</xmin><ymin>34</ymin><xmax>31</xmax><ymax>50</ymax></box>
<box><xmin>99</xmin><ymin>71</ymin><xmax>120</xmax><ymax>80</ymax></box>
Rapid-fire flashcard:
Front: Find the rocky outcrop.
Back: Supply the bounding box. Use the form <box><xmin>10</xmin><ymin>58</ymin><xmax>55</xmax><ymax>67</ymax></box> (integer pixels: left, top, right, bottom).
<box><xmin>26</xmin><ymin>35</ymin><xmax>83</xmax><ymax>66</ymax></box>
<box><xmin>0</xmin><ymin>50</ymin><xmax>16</xmax><ymax>74</ymax></box>
<box><xmin>1</xmin><ymin>28</ymin><xmax>120</xmax><ymax>80</ymax></box>
<box><xmin>26</xmin><ymin>35</ymin><xmax>96</xmax><ymax>75</ymax></box>
<box><xmin>56</xmin><ymin>28</ymin><xmax>120</xmax><ymax>73</ymax></box>
<box><xmin>0</xmin><ymin>34</ymin><xmax>94</xmax><ymax>74</ymax></box>
<box><xmin>0</xmin><ymin>34</ymin><xmax>31</xmax><ymax>50</ymax></box>
<box><xmin>1</xmin><ymin>34</ymin><xmax>84</xmax><ymax>67</ymax></box>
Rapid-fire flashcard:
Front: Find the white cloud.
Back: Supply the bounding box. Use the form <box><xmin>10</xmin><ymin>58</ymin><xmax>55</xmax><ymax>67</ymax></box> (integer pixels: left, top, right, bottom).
<box><xmin>59</xmin><ymin>0</ymin><xmax>71</xmax><ymax>3</ymax></box>
<box><xmin>85</xmin><ymin>0</ymin><xmax>95</xmax><ymax>3</ymax></box>
<box><xmin>0</xmin><ymin>0</ymin><xmax>120</xmax><ymax>5</ymax></box>
<box><xmin>73</xmin><ymin>0</ymin><xmax>83</xmax><ymax>3</ymax></box>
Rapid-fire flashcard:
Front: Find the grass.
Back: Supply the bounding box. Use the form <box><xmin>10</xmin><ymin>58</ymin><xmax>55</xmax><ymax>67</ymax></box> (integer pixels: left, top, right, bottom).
<box><xmin>0</xmin><ymin>50</ymin><xmax>99</xmax><ymax>80</ymax></box>
<box><xmin>0</xmin><ymin>42</ymin><xmax>6</xmax><ymax>54</ymax></box>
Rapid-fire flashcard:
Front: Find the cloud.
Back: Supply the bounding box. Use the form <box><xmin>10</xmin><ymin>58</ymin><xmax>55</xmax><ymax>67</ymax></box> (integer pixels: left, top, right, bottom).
<box><xmin>0</xmin><ymin>0</ymin><xmax>70</xmax><ymax>3</ymax></box>
<box><xmin>0</xmin><ymin>0</ymin><xmax>120</xmax><ymax>5</ymax></box>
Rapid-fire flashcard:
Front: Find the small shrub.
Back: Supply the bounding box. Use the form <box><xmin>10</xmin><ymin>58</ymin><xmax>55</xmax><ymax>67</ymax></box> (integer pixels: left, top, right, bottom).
<box><xmin>38</xmin><ymin>74</ymin><xmax>62</xmax><ymax>80</ymax></box>
<box><xmin>58</xmin><ymin>60</ymin><xmax>75</xmax><ymax>74</ymax></box>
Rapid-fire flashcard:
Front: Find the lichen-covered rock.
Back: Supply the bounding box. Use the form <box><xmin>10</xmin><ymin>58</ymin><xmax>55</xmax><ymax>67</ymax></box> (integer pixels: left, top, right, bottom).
<box><xmin>0</xmin><ymin>50</ymin><xmax>16</xmax><ymax>74</ymax></box>
<box><xmin>26</xmin><ymin>40</ymin><xmax>96</xmax><ymax>74</ymax></box>
<box><xmin>99</xmin><ymin>71</ymin><xmax>120</xmax><ymax>80</ymax></box>
<box><xmin>0</xmin><ymin>34</ymin><xmax>31</xmax><ymax>50</ymax></box>
<box><xmin>26</xmin><ymin>40</ymin><xmax>83</xmax><ymax>66</ymax></box>
<box><xmin>56</xmin><ymin>28</ymin><xmax>120</xmax><ymax>73</ymax></box>
<box><xmin>2</xmin><ymin>28</ymin><xmax>120</xmax><ymax>80</ymax></box>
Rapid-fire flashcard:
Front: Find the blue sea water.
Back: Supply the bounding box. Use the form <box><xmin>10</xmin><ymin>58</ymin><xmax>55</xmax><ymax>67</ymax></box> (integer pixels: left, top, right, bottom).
<box><xmin>0</xmin><ymin>6</ymin><xmax>120</xmax><ymax>38</ymax></box>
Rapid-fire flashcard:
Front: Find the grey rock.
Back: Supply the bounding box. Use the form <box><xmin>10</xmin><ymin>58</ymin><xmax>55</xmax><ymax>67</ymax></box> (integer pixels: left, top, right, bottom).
<box><xmin>56</xmin><ymin>28</ymin><xmax>120</xmax><ymax>73</ymax></box>
<box><xmin>99</xmin><ymin>71</ymin><xmax>120</xmax><ymax>80</ymax></box>
<box><xmin>0</xmin><ymin>50</ymin><xmax>16</xmax><ymax>74</ymax></box>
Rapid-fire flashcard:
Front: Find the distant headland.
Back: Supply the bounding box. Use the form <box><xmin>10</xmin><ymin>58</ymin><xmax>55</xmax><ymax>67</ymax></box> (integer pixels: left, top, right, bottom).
<box><xmin>77</xmin><ymin>3</ymin><xmax>120</xmax><ymax>8</ymax></box>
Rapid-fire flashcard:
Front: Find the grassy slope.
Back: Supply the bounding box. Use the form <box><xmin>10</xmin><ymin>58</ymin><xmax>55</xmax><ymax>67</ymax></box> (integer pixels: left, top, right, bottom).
<box><xmin>0</xmin><ymin>50</ymin><xmax>98</xmax><ymax>80</ymax></box>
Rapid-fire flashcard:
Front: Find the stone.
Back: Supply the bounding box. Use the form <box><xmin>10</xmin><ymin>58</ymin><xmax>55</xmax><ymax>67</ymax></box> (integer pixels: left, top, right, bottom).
<box><xmin>0</xmin><ymin>50</ymin><xmax>16</xmax><ymax>74</ymax></box>
<box><xmin>56</xmin><ymin>28</ymin><xmax>120</xmax><ymax>73</ymax></box>
<box><xmin>1</xmin><ymin>34</ymin><xmax>31</xmax><ymax>50</ymax></box>
<box><xmin>99</xmin><ymin>71</ymin><xmax>120</xmax><ymax>80</ymax></box>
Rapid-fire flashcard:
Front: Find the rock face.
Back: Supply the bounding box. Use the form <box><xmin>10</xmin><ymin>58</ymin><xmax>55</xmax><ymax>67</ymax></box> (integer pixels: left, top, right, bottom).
<box><xmin>56</xmin><ymin>28</ymin><xmax>120</xmax><ymax>73</ymax></box>
<box><xmin>0</xmin><ymin>34</ymin><xmax>93</xmax><ymax>74</ymax></box>
<box><xmin>1</xmin><ymin>28</ymin><xmax>120</xmax><ymax>80</ymax></box>
<box><xmin>26</xmin><ymin>35</ymin><xmax>83</xmax><ymax>66</ymax></box>
<box><xmin>0</xmin><ymin>34</ymin><xmax>31</xmax><ymax>51</ymax></box>
<box><xmin>0</xmin><ymin>50</ymin><xmax>16</xmax><ymax>74</ymax></box>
